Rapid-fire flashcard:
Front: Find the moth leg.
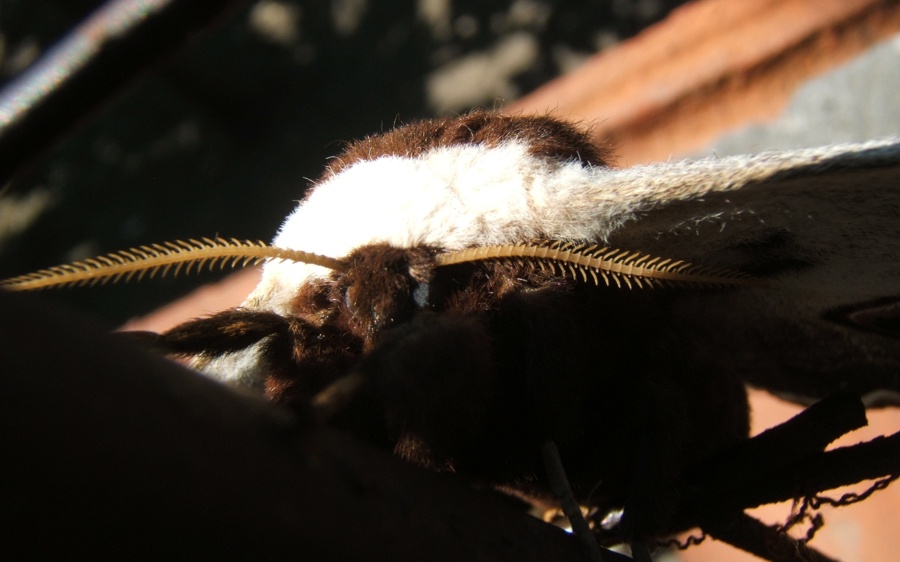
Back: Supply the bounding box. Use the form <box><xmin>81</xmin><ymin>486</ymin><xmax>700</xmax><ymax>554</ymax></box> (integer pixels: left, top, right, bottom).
<box><xmin>150</xmin><ymin>308</ymin><xmax>292</xmax><ymax>356</ymax></box>
<box><xmin>541</xmin><ymin>441</ymin><xmax>611</xmax><ymax>562</ymax></box>
<box><xmin>135</xmin><ymin>308</ymin><xmax>365</xmax><ymax>407</ymax></box>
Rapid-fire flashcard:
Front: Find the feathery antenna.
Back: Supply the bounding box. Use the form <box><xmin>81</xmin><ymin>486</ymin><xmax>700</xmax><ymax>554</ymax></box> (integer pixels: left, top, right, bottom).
<box><xmin>1</xmin><ymin>238</ymin><xmax>756</xmax><ymax>292</ymax></box>
<box><xmin>0</xmin><ymin>237</ymin><xmax>346</xmax><ymax>292</ymax></box>
<box><xmin>435</xmin><ymin>241</ymin><xmax>759</xmax><ymax>289</ymax></box>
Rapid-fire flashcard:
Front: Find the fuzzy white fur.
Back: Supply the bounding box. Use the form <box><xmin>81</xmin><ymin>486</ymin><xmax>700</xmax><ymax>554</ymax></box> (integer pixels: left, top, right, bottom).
<box><xmin>204</xmin><ymin>136</ymin><xmax>900</xmax><ymax>386</ymax></box>
<box><xmin>251</xmin><ymin>140</ymin><xmax>617</xmax><ymax>314</ymax></box>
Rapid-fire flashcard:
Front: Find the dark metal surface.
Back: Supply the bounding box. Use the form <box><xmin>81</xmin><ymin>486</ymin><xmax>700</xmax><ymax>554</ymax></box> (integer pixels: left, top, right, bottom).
<box><xmin>0</xmin><ymin>0</ymin><xmax>245</xmax><ymax>183</ymax></box>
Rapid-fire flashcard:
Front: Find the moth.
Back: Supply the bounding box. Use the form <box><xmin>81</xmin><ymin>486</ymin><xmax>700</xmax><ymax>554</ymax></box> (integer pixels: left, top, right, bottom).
<box><xmin>4</xmin><ymin>112</ymin><xmax>900</xmax><ymax>561</ymax></box>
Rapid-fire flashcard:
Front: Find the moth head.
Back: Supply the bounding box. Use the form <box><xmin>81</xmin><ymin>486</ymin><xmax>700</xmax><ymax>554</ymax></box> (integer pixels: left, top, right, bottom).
<box><xmin>321</xmin><ymin>244</ymin><xmax>438</xmax><ymax>345</ymax></box>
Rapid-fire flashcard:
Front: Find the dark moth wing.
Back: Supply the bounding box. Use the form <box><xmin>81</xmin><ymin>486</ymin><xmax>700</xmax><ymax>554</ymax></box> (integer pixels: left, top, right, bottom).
<box><xmin>604</xmin><ymin>139</ymin><xmax>900</xmax><ymax>405</ymax></box>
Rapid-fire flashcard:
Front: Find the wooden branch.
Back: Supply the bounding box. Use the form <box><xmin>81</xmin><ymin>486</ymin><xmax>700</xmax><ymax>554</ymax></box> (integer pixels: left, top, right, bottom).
<box><xmin>671</xmin><ymin>394</ymin><xmax>900</xmax><ymax>534</ymax></box>
<box><xmin>509</xmin><ymin>0</ymin><xmax>900</xmax><ymax>165</ymax></box>
<box><xmin>690</xmin><ymin>393</ymin><xmax>869</xmax><ymax>501</ymax></box>
<box><xmin>697</xmin><ymin>512</ymin><xmax>838</xmax><ymax>562</ymax></box>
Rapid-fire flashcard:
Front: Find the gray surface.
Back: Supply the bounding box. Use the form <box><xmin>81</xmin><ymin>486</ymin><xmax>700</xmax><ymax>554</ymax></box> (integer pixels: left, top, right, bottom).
<box><xmin>701</xmin><ymin>34</ymin><xmax>900</xmax><ymax>156</ymax></box>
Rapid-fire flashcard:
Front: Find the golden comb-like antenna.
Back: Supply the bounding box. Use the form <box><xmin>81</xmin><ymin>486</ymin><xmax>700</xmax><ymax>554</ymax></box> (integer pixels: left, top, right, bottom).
<box><xmin>2</xmin><ymin>238</ymin><xmax>758</xmax><ymax>293</ymax></box>
<box><xmin>0</xmin><ymin>237</ymin><xmax>346</xmax><ymax>292</ymax></box>
<box><xmin>435</xmin><ymin>241</ymin><xmax>760</xmax><ymax>289</ymax></box>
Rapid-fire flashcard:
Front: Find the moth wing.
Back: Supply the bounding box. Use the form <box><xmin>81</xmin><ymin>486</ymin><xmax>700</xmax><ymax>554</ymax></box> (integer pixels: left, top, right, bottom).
<box><xmin>603</xmin><ymin>139</ymin><xmax>900</xmax><ymax>405</ymax></box>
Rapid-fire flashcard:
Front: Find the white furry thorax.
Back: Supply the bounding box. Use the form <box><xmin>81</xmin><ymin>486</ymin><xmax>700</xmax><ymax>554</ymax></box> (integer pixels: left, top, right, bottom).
<box><xmin>245</xmin><ymin>140</ymin><xmax>623</xmax><ymax>315</ymax></box>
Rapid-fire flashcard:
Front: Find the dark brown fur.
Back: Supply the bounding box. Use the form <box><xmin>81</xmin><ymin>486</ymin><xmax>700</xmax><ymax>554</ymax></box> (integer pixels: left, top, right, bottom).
<box><xmin>323</xmin><ymin>111</ymin><xmax>613</xmax><ymax>180</ymax></box>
